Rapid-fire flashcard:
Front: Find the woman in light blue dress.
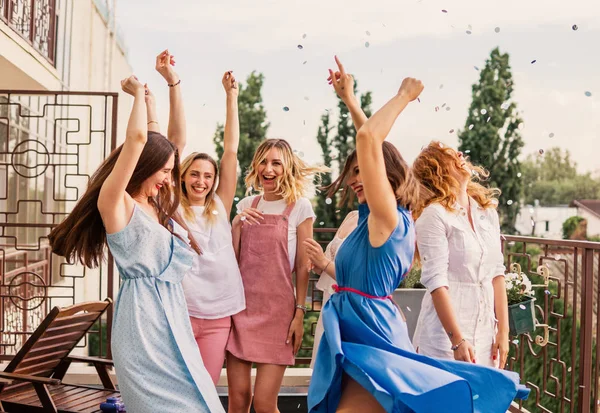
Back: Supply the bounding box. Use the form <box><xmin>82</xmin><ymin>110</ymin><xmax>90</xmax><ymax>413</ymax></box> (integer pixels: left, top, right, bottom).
<box><xmin>49</xmin><ymin>75</ymin><xmax>224</xmax><ymax>413</ymax></box>
<box><xmin>308</xmin><ymin>57</ymin><xmax>529</xmax><ymax>412</ymax></box>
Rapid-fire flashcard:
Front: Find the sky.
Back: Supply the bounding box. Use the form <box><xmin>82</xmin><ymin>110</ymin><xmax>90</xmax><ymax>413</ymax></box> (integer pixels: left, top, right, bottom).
<box><xmin>116</xmin><ymin>0</ymin><xmax>600</xmax><ymax>175</ymax></box>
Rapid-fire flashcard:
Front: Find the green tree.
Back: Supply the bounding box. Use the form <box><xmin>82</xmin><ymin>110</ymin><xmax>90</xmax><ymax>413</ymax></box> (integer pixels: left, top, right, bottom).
<box><xmin>521</xmin><ymin>147</ymin><xmax>600</xmax><ymax>206</ymax></box>
<box><xmin>213</xmin><ymin>72</ymin><xmax>269</xmax><ymax>219</ymax></box>
<box><xmin>314</xmin><ymin>82</ymin><xmax>372</xmax><ymax>232</ymax></box>
<box><xmin>458</xmin><ymin>48</ymin><xmax>524</xmax><ymax>233</ymax></box>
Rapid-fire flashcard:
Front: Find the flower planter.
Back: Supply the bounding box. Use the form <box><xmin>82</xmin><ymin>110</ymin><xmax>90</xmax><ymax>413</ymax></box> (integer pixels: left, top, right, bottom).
<box><xmin>392</xmin><ymin>288</ymin><xmax>427</xmax><ymax>341</ymax></box>
<box><xmin>508</xmin><ymin>297</ymin><xmax>536</xmax><ymax>336</ymax></box>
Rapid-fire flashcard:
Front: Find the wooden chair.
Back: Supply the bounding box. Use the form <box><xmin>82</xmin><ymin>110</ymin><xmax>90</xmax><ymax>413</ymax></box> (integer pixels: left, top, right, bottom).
<box><xmin>0</xmin><ymin>299</ymin><xmax>121</xmax><ymax>413</ymax></box>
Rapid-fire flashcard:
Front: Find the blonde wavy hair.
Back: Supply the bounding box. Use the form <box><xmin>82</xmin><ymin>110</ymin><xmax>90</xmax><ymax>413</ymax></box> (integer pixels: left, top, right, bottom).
<box><xmin>180</xmin><ymin>152</ymin><xmax>219</xmax><ymax>225</ymax></box>
<box><xmin>412</xmin><ymin>141</ymin><xmax>500</xmax><ymax>220</ymax></box>
<box><xmin>245</xmin><ymin>139</ymin><xmax>328</xmax><ymax>203</ymax></box>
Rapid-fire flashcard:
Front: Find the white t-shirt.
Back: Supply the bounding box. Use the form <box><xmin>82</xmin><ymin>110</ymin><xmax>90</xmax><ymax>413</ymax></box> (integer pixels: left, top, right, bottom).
<box><xmin>181</xmin><ymin>195</ymin><xmax>246</xmax><ymax>319</ymax></box>
<box><xmin>236</xmin><ymin>195</ymin><xmax>316</xmax><ymax>270</ymax></box>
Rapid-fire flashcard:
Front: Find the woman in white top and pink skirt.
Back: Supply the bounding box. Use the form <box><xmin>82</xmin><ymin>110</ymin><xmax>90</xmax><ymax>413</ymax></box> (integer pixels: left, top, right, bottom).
<box><xmin>179</xmin><ymin>71</ymin><xmax>245</xmax><ymax>385</ymax></box>
<box><xmin>412</xmin><ymin>141</ymin><xmax>510</xmax><ymax>369</ymax></box>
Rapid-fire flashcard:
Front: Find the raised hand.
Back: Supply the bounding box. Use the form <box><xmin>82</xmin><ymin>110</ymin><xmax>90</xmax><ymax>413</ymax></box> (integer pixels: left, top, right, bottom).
<box><xmin>303</xmin><ymin>238</ymin><xmax>329</xmax><ymax>274</ymax></box>
<box><xmin>120</xmin><ymin>75</ymin><xmax>144</xmax><ymax>96</ymax></box>
<box><xmin>144</xmin><ymin>83</ymin><xmax>155</xmax><ymax>106</ymax></box>
<box><xmin>222</xmin><ymin>71</ymin><xmax>238</xmax><ymax>97</ymax></box>
<box><xmin>155</xmin><ymin>49</ymin><xmax>179</xmax><ymax>85</ymax></box>
<box><xmin>398</xmin><ymin>77</ymin><xmax>424</xmax><ymax>102</ymax></box>
<box><xmin>327</xmin><ymin>56</ymin><xmax>356</xmax><ymax>104</ymax></box>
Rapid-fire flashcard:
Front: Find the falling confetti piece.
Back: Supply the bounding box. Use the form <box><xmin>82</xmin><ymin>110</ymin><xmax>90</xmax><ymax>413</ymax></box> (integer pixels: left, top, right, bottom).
<box><xmin>303</xmin><ymin>61</ymin><xmax>307</xmax><ymax>65</ymax></box>
<box><xmin>487</xmin><ymin>117</ymin><xmax>491</xmax><ymax>122</ymax></box>
<box><xmin>283</xmin><ymin>106</ymin><xmax>290</xmax><ymax>112</ymax></box>
<box><xmin>319</xmin><ymin>221</ymin><xmax>325</xmax><ymax>226</ymax></box>
<box><xmin>501</xmin><ymin>102</ymin><xmax>510</xmax><ymax>110</ymax></box>
<box><xmin>474</xmin><ymin>66</ymin><xmax>479</xmax><ymax>71</ymax></box>
<box><xmin>212</xmin><ymin>210</ymin><xmax>218</xmax><ymax>215</ymax></box>
<box><xmin>539</xmin><ymin>149</ymin><xmax>545</xmax><ymax>155</ymax></box>
<box><xmin>507</xmin><ymin>200</ymin><xmax>514</xmax><ymax>206</ymax></box>
<box><xmin>519</xmin><ymin>304</ymin><xmax>526</xmax><ymax>310</ymax></box>
<box><xmin>297</xmin><ymin>45</ymin><xmax>303</xmax><ymax>50</ymax></box>
<box><xmin>449</xmin><ymin>129</ymin><xmax>455</xmax><ymax>133</ymax></box>
<box><xmin>468</xmin><ymin>124</ymin><xmax>474</xmax><ymax>130</ymax></box>
<box><xmin>365</xmin><ymin>41</ymin><xmax>370</xmax><ymax>48</ymax></box>
<box><xmin>531</xmin><ymin>59</ymin><xmax>537</xmax><ymax>64</ymax></box>
<box><xmin>298</xmin><ymin>152</ymin><xmax>304</xmax><ymax>157</ymax></box>
<box><xmin>568</xmin><ymin>367</ymin><xmax>572</xmax><ymax>372</ymax></box>
<box><xmin>473</xmin><ymin>395</ymin><xmax>479</xmax><ymax>400</ymax></box>
<box><xmin>545</xmin><ymin>290</ymin><xmax>551</xmax><ymax>295</ymax></box>
<box><xmin>234</xmin><ymin>197</ymin><xmax>240</xmax><ymax>201</ymax></box>
<box><xmin>406</xmin><ymin>307</ymin><xmax>412</xmax><ymax>312</ymax></box>
<box><xmin>572</xmin><ymin>24</ymin><xmax>578</xmax><ymax>31</ymax></box>
<box><xmin>446</xmin><ymin>107</ymin><xmax>451</xmax><ymax>111</ymax></box>
<box><xmin>549</xmin><ymin>132</ymin><xmax>554</xmax><ymax>138</ymax></box>
<box><xmin>466</xmin><ymin>30</ymin><xmax>472</xmax><ymax>35</ymax></box>
<box><xmin>439</xmin><ymin>84</ymin><xmax>444</xmax><ymax>89</ymax></box>
<box><xmin>302</xmin><ymin>33</ymin><xmax>307</xmax><ymax>39</ymax></box>
<box><xmin>465</xmin><ymin>150</ymin><xmax>471</xmax><ymax>154</ymax></box>
<box><xmin>435</xmin><ymin>106</ymin><xmax>440</xmax><ymax>112</ymax></box>
<box><xmin>304</xmin><ymin>96</ymin><xmax>309</xmax><ymax>101</ymax></box>
<box><xmin>517</xmin><ymin>172</ymin><xmax>522</xmax><ymax>178</ymax></box>
<box><xmin>584</xmin><ymin>91</ymin><xmax>592</xmax><ymax>97</ymax></box>
<box><xmin>240</xmin><ymin>216</ymin><xmax>247</xmax><ymax>221</ymax></box>
<box><xmin>480</xmin><ymin>109</ymin><xmax>487</xmax><ymax>115</ymax></box>
<box><xmin>342</xmin><ymin>113</ymin><xmax>348</xmax><ymax>118</ymax></box>
<box><xmin>325</xmin><ymin>198</ymin><xmax>332</xmax><ymax>205</ymax></box>
<box><xmin>512</xmin><ymin>339</ymin><xmax>519</xmax><ymax>345</ymax></box>
<box><xmin>441</xmin><ymin>9</ymin><xmax>448</xmax><ymax>13</ymax></box>
<box><xmin>441</xmin><ymin>103</ymin><xmax>447</xmax><ymax>108</ymax></box>
<box><xmin>495</xmin><ymin>27</ymin><xmax>501</xmax><ymax>33</ymax></box>
<box><xmin>366</xmin><ymin>30</ymin><xmax>371</xmax><ymax>36</ymax></box>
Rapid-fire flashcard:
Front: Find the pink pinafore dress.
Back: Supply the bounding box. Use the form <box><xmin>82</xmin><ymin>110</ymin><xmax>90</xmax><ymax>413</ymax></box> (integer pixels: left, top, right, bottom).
<box><xmin>226</xmin><ymin>196</ymin><xmax>296</xmax><ymax>365</ymax></box>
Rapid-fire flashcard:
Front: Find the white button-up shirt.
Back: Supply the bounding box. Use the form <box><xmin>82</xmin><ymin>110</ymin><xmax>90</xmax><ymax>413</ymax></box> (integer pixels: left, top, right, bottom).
<box><xmin>412</xmin><ymin>199</ymin><xmax>505</xmax><ymax>366</ymax></box>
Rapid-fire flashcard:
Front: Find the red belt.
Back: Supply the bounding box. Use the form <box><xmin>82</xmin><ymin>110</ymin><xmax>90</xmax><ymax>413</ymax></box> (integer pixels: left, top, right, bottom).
<box><xmin>332</xmin><ymin>284</ymin><xmax>392</xmax><ymax>300</ymax></box>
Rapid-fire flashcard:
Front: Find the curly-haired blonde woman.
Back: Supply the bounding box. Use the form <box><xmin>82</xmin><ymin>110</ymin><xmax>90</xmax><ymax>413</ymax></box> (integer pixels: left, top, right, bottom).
<box><xmin>226</xmin><ymin>138</ymin><xmax>327</xmax><ymax>413</ymax></box>
<box><xmin>412</xmin><ymin>141</ymin><xmax>510</xmax><ymax>369</ymax></box>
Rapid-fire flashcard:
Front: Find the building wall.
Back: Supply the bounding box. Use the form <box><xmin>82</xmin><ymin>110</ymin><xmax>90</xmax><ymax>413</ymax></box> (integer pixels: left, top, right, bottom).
<box><xmin>578</xmin><ymin>209</ymin><xmax>600</xmax><ymax>238</ymax></box>
<box><xmin>515</xmin><ymin>206</ymin><xmax>578</xmax><ymax>239</ymax></box>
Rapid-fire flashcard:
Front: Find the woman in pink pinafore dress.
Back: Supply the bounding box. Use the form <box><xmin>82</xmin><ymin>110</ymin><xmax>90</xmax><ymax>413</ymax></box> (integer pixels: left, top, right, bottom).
<box><xmin>226</xmin><ymin>138</ymin><xmax>326</xmax><ymax>413</ymax></box>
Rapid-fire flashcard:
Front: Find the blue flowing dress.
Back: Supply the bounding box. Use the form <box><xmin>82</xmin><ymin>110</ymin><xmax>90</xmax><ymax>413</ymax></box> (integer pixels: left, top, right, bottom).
<box><xmin>107</xmin><ymin>205</ymin><xmax>225</xmax><ymax>413</ymax></box>
<box><xmin>308</xmin><ymin>204</ymin><xmax>529</xmax><ymax>413</ymax></box>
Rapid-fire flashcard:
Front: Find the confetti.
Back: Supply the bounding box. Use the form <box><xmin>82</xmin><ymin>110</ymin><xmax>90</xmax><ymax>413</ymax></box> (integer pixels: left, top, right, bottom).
<box><xmin>512</xmin><ymin>339</ymin><xmax>519</xmax><ymax>345</ymax></box>
<box><xmin>449</xmin><ymin>129</ymin><xmax>455</xmax><ymax>134</ymax></box>
<box><xmin>366</xmin><ymin>30</ymin><xmax>371</xmax><ymax>36</ymax></box>
<box><xmin>531</xmin><ymin>59</ymin><xmax>537</xmax><ymax>64</ymax></box>
<box><xmin>539</xmin><ymin>149</ymin><xmax>545</xmax><ymax>155</ymax></box>
<box><xmin>319</xmin><ymin>221</ymin><xmax>325</xmax><ymax>226</ymax></box>
<box><xmin>406</xmin><ymin>306</ymin><xmax>412</xmax><ymax>312</ymax></box>
<box><xmin>304</xmin><ymin>96</ymin><xmax>309</xmax><ymax>101</ymax></box>
<box><xmin>365</xmin><ymin>41</ymin><xmax>370</xmax><ymax>48</ymax></box>
<box><xmin>474</xmin><ymin>66</ymin><xmax>479</xmax><ymax>71</ymax></box>
<box><xmin>212</xmin><ymin>210</ymin><xmax>218</xmax><ymax>215</ymax></box>
<box><xmin>572</xmin><ymin>24</ymin><xmax>578</xmax><ymax>31</ymax></box>
<box><xmin>240</xmin><ymin>216</ymin><xmax>247</xmax><ymax>221</ymax></box>
<box><xmin>465</xmin><ymin>150</ymin><xmax>471</xmax><ymax>154</ymax></box>
<box><xmin>517</xmin><ymin>172</ymin><xmax>522</xmax><ymax>178</ymax></box>
<box><xmin>446</xmin><ymin>107</ymin><xmax>451</xmax><ymax>111</ymax></box>
<box><xmin>297</xmin><ymin>45</ymin><xmax>304</xmax><ymax>50</ymax></box>
<box><xmin>501</xmin><ymin>102</ymin><xmax>510</xmax><ymax>110</ymax></box>
<box><xmin>507</xmin><ymin>200</ymin><xmax>514</xmax><ymax>206</ymax></box>
<box><xmin>234</xmin><ymin>197</ymin><xmax>240</xmax><ymax>201</ymax></box>
<box><xmin>325</xmin><ymin>198</ymin><xmax>332</xmax><ymax>205</ymax></box>
<box><xmin>545</xmin><ymin>290</ymin><xmax>551</xmax><ymax>295</ymax></box>
<box><xmin>468</xmin><ymin>124</ymin><xmax>474</xmax><ymax>130</ymax></box>
<box><xmin>439</xmin><ymin>84</ymin><xmax>444</xmax><ymax>89</ymax></box>
<box><xmin>549</xmin><ymin>132</ymin><xmax>554</xmax><ymax>138</ymax></box>
<box><xmin>302</xmin><ymin>33</ymin><xmax>307</xmax><ymax>39</ymax></box>
<box><xmin>303</xmin><ymin>61</ymin><xmax>307</xmax><ymax>65</ymax></box>
<box><xmin>298</xmin><ymin>151</ymin><xmax>304</xmax><ymax>157</ymax></box>
<box><xmin>519</xmin><ymin>304</ymin><xmax>526</xmax><ymax>310</ymax></box>
<box><xmin>473</xmin><ymin>395</ymin><xmax>480</xmax><ymax>400</ymax></box>
<box><xmin>494</xmin><ymin>27</ymin><xmax>501</xmax><ymax>33</ymax></box>
<box><xmin>442</xmin><ymin>103</ymin><xmax>446</xmax><ymax>108</ymax></box>
<box><xmin>466</xmin><ymin>30</ymin><xmax>472</xmax><ymax>35</ymax></box>
<box><xmin>435</xmin><ymin>106</ymin><xmax>440</xmax><ymax>112</ymax></box>
<box><xmin>568</xmin><ymin>367</ymin><xmax>572</xmax><ymax>372</ymax></box>
<box><xmin>283</xmin><ymin>106</ymin><xmax>290</xmax><ymax>112</ymax></box>
<box><xmin>342</xmin><ymin>113</ymin><xmax>348</xmax><ymax>118</ymax></box>
<box><xmin>487</xmin><ymin>117</ymin><xmax>491</xmax><ymax>122</ymax></box>
<box><xmin>480</xmin><ymin>109</ymin><xmax>487</xmax><ymax>115</ymax></box>
<box><xmin>441</xmin><ymin>9</ymin><xmax>448</xmax><ymax>13</ymax></box>
<box><xmin>584</xmin><ymin>91</ymin><xmax>592</xmax><ymax>97</ymax></box>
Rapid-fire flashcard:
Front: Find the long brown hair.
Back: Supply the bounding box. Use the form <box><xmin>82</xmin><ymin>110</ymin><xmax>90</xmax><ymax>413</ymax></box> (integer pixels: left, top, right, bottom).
<box><xmin>48</xmin><ymin>132</ymin><xmax>200</xmax><ymax>268</ymax></box>
<box><xmin>324</xmin><ymin>141</ymin><xmax>419</xmax><ymax>211</ymax></box>
<box><xmin>412</xmin><ymin>140</ymin><xmax>500</xmax><ymax>220</ymax></box>
<box><xmin>180</xmin><ymin>152</ymin><xmax>219</xmax><ymax>225</ymax></box>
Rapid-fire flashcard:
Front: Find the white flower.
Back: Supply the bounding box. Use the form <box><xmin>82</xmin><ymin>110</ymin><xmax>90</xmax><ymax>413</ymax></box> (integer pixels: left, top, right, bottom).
<box><xmin>520</xmin><ymin>274</ymin><xmax>533</xmax><ymax>295</ymax></box>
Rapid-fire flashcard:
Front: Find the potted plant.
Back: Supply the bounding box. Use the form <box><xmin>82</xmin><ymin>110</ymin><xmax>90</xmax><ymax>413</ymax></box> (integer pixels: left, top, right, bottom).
<box><xmin>393</xmin><ymin>268</ymin><xmax>426</xmax><ymax>341</ymax></box>
<box><xmin>505</xmin><ymin>264</ymin><xmax>536</xmax><ymax>336</ymax></box>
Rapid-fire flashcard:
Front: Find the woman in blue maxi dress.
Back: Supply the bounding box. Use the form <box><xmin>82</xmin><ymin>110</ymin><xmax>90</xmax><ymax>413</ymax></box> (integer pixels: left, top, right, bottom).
<box><xmin>308</xmin><ymin>60</ymin><xmax>529</xmax><ymax>413</ymax></box>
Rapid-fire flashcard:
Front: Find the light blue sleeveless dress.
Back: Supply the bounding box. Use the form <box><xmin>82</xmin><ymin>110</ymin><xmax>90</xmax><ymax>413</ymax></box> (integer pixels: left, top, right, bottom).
<box><xmin>308</xmin><ymin>204</ymin><xmax>529</xmax><ymax>413</ymax></box>
<box><xmin>107</xmin><ymin>204</ymin><xmax>225</xmax><ymax>413</ymax></box>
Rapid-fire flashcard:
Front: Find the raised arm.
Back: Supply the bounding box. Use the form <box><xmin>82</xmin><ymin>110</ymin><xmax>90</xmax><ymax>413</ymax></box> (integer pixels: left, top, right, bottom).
<box><xmin>354</xmin><ymin>77</ymin><xmax>423</xmax><ymax>246</ymax></box>
<box><xmin>144</xmin><ymin>84</ymin><xmax>160</xmax><ymax>133</ymax></box>
<box><xmin>98</xmin><ymin>76</ymin><xmax>147</xmax><ymax>234</ymax></box>
<box><xmin>155</xmin><ymin>50</ymin><xmax>185</xmax><ymax>155</ymax></box>
<box><xmin>216</xmin><ymin>71</ymin><xmax>240</xmax><ymax>216</ymax></box>
<box><xmin>328</xmin><ymin>56</ymin><xmax>368</xmax><ymax>131</ymax></box>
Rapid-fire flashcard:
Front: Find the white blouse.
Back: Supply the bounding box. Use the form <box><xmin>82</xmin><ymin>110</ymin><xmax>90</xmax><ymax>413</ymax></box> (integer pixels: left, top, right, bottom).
<box><xmin>412</xmin><ymin>199</ymin><xmax>505</xmax><ymax>366</ymax></box>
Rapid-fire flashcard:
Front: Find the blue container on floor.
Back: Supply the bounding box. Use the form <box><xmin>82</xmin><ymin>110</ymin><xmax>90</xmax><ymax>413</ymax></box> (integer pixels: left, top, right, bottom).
<box><xmin>100</xmin><ymin>397</ymin><xmax>125</xmax><ymax>412</ymax></box>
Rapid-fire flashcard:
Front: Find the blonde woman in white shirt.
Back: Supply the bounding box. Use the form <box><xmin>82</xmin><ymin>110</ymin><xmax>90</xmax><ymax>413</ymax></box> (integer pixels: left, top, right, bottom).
<box><xmin>179</xmin><ymin>71</ymin><xmax>245</xmax><ymax>385</ymax></box>
<box><xmin>412</xmin><ymin>141</ymin><xmax>510</xmax><ymax>369</ymax></box>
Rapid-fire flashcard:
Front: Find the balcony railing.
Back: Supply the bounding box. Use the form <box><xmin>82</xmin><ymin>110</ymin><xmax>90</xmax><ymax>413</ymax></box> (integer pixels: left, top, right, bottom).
<box><xmin>0</xmin><ymin>0</ymin><xmax>57</xmax><ymax>65</ymax></box>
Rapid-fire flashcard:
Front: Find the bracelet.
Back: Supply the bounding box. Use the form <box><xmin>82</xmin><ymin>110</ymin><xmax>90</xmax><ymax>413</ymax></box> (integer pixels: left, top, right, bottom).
<box><xmin>147</xmin><ymin>120</ymin><xmax>159</xmax><ymax>125</ymax></box>
<box><xmin>451</xmin><ymin>338</ymin><xmax>466</xmax><ymax>351</ymax></box>
<box><xmin>295</xmin><ymin>304</ymin><xmax>308</xmax><ymax>314</ymax></box>
<box><xmin>322</xmin><ymin>260</ymin><xmax>332</xmax><ymax>274</ymax></box>
<box><xmin>168</xmin><ymin>79</ymin><xmax>181</xmax><ymax>87</ymax></box>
